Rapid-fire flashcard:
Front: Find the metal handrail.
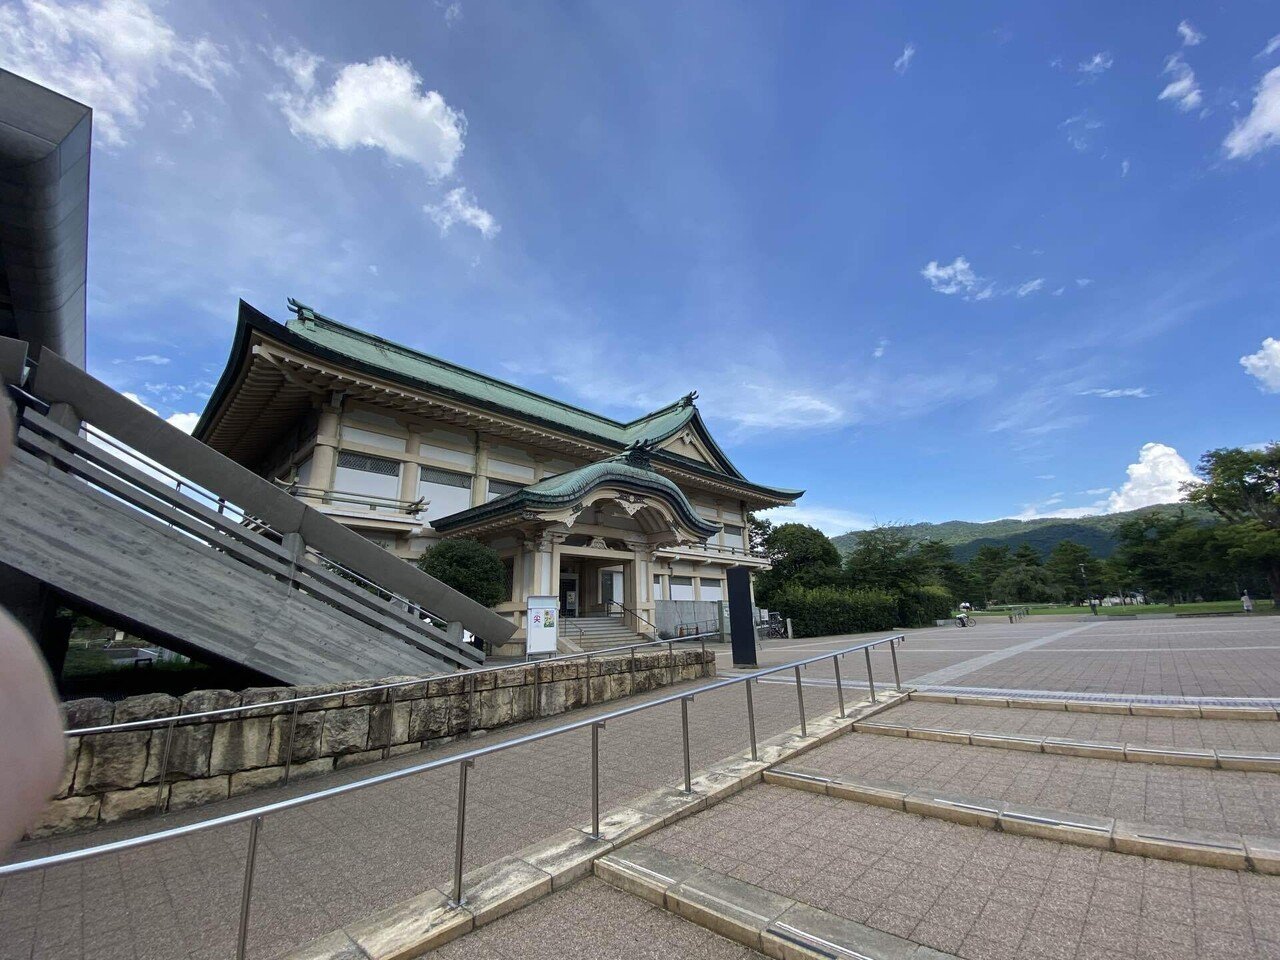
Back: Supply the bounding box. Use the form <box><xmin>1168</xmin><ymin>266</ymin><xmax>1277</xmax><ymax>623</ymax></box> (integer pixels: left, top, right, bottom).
<box><xmin>62</xmin><ymin>636</ymin><xmax>707</xmax><ymax>738</ymax></box>
<box><xmin>6</xmin><ymin>633</ymin><xmax>905</xmax><ymax>960</ymax></box>
<box><xmin>676</xmin><ymin>617</ymin><xmax>719</xmax><ymax>638</ymax></box>
<box><xmin>278</xmin><ymin>481</ymin><xmax>426</xmax><ymax>516</ymax></box>
<box><xmin>605</xmin><ymin>600</ymin><xmax>658</xmax><ymax>636</ymax></box>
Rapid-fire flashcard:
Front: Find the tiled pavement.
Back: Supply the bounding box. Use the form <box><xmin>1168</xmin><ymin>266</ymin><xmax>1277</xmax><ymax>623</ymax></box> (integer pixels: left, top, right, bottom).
<box><xmin>0</xmin><ymin>677</ymin><xmax>815</xmax><ymax>960</ymax></box>
<box><xmin>879</xmin><ymin>701</ymin><xmax>1280</xmax><ymax>752</ymax></box>
<box><xmin>432</xmin><ymin>876</ymin><xmax>763</xmax><ymax>960</ymax></box>
<box><xmin>779</xmin><ymin>731</ymin><xmax>1280</xmax><ymax>837</ymax></box>
<box><xmin>644</xmin><ymin>783</ymin><xmax>1280</xmax><ymax>960</ymax></box>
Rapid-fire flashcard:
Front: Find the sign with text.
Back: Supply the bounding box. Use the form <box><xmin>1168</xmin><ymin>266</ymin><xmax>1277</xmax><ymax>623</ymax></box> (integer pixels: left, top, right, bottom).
<box><xmin>526</xmin><ymin>595</ymin><xmax>559</xmax><ymax>656</ymax></box>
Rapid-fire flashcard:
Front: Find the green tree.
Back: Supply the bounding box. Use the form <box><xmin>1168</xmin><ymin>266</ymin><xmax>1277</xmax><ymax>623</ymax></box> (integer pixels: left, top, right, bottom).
<box><xmin>1044</xmin><ymin>541</ymin><xmax>1103</xmax><ymax>603</ymax></box>
<box><xmin>416</xmin><ymin>539</ymin><xmax>509</xmax><ymax>608</ymax></box>
<box><xmin>970</xmin><ymin>545</ymin><xmax>1013</xmax><ymax>602</ymax></box>
<box><xmin>1185</xmin><ymin>443</ymin><xmax>1280</xmax><ymax>598</ymax></box>
<box><xmin>843</xmin><ymin>525</ymin><xmax>923</xmax><ymax>592</ymax></box>
<box><xmin>754</xmin><ymin>523</ymin><xmax>843</xmax><ymax>604</ymax></box>
<box><xmin>746</xmin><ymin>512</ymin><xmax>774</xmax><ymax>555</ymax></box>
<box><xmin>989</xmin><ymin>565</ymin><xmax>1063</xmax><ymax>604</ymax></box>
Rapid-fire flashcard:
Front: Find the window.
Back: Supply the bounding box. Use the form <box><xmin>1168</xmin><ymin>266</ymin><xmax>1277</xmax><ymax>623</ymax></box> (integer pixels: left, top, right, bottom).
<box><xmin>343</xmin><ymin>426</ymin><xmax>405</xmax><ymax>452</ymax></box>
<box><xmin>700</xmin><ymin>578</ymin><xmax>724</xmax><ymax>601</ymax></box>
<box><xmin>487</xmin><ymin>478</ymin><xmax>524</xmax><ymax>502</ymax></box>
<box><xmin>334</xmin><ymin>451</ymin><xmax>401</xmax><ymax>504</ymax></box>
<box><xmin>653</xmin><ymin>574</ymin><xmax>664</xmax><ymax>600</ymax></box>
<box><xmin>722</xmin><ymin>524</ymin><xmax>745</xmax><ymax>552</ymax></box>
<box><xmin>669</xmin><ymin>576</ymin><xmax>695</xmax><ymax>601</ymax></box>
<box><xmin>419</xmin><ymin>466</ymin><xmax>474</xmax><ymax>523</ymax></box>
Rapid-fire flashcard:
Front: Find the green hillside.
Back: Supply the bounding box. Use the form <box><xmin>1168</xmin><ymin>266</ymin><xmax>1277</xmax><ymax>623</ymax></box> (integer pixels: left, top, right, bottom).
<box><xmin>831</xmin><ymin>503</ymin><xmax>1214</xmax><ymax>561</ymax></box>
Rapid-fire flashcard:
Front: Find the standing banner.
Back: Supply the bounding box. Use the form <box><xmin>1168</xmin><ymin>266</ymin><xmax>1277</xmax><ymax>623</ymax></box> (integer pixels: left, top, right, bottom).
<box><xmin>526</xmin><ymin>595</ymin><xmax>559</xmax><ymax>656</ymax></box>
<box><xmin>726</xmin><ymin>566</ymin><xmax>758</xmax><ymax>667</ymax></box>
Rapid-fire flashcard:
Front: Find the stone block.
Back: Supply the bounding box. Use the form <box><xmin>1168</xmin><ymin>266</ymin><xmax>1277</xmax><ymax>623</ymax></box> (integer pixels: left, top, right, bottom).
<box><xmin>445</xmin><ymin>694</ymin><xmax>471</xmax><ymax>736</ymax></box>
<box><xmin>100</xmin><ymin>784</ymin><xmax>164</xmax><ymax>823</ymax></box>
<box><xmin>998</xmin><ymin>802</ymin><xmax>1114</xmax><ymax>848</ymax></box>
<box><xmin>606</xmin><ymin>671</ymin><xmax>632</xmax><ymax>700</ymax></box>
<box><xmin>347</xmin><ymin>888</ymin><xmax>472</xmax><ymax>959</ymax></box>
<box><xmin>1112</xmin><ymin>821</ymin><xmax>1249</xmax><ymax>869</ymax></box>
<box><xmin>1043</xmin><ymin>738</ymin><xmax>1125</xmax><ymax>760</ymax></box>
<box><xmin>407</xmin><ymin>698</ymin><xmax>433</xmax><ymax>743</ymax></box>
<box><xmin>388</xmin><ymin>743</ymin><xmax>421</xmax><ymax>758</ymax></box>
<box><xmin>952</xmin><ymin>694</ymin><xmax>1009</xmax><ymax>708</ymax></box>
<box><xmin>367</xmin><ymin>703</ymin><xmax>396</xmax><ymax>748</ymax></box>
<box><xmin>1022</xmin><ymin>699</ymin><xmax>1069</xmax><ymax>711</ymax></box>
<box><xmin>587</xmin><ymin>675</ymin><xmax>611</xmax><ymax>703</ymax></box>
<box><xmin>1201</xmin><ymin>706</ymin><xmax>1278</xmax><ymax>721</ymax></box>
<box><xmin>595</xmin><ymin>845</ymin><xmax>703</xmax><ymax>906</ymax></box>
<box><xmin>113</xmin><ymin>693</ymin><xmax>179</xmax><ymax>723</ymax></box>
<box><xmin>509</xmin><ymin>685</ymin><xmax>535</xmax><ymax>723</ymax></box>
<box><xmin>667</xmin><ymin>865</ymin><xmax>793</xmax><ymax>950</ymax></box>
<box><xmin>179</xmin><ymin>689</ymin><xmax>241</xmax><ymax>716</ymax></box>
<box><xmin>628</xmin><ymin>786</ymin><xmax>708</xmax><ymax>827</ymax></box>
<box><xmin>1129</xmin><ymin>703</ymin><xmax>1199</xmax><ymax>718</ymax></box>
<box><xmin>904</xmin><ymin>789</ymin><xmax>1000</xmax><ymax>828</ymax></box>
<box><xmin>763</xmin><ymin>769</ymin><xmax>830</xmax><ymax>795</ymax></box>
<box><xmin>55</xmin><ymin>737</ymin><xmax>79</xmax><ymax>799</ymax></box>
<box><xmin>289</xmin><ymin>758</ymin><xmax>335</xmax><ymax>782</ymax></box>
<box><xmin>321</xmin><ymin>707</ymin><xmax>371</xmax><ymax>755</ymax></box>
<box><xmin>27</xmin><ymin>795</ymin><xmax>100</xmax><ymax>837</ymax></box>
<box><xmin>1064</xmin><ymin>700</ymin><xmax>1131</xmax><ymax>715</ymax></box>
<box><xmin>763</xmin><ymin>902</ymin><xmax>921</xmax><ymax>960</ymax></box>
<box><xmin>428</xmin><ymin>674</ymin><xmax>465</xmax><ymax>698</ymax></box>
<box><xmin>269</xmin><ymin>710</ymin><xmax>324</xmax><ymax>764</ymax></box>
<box><xmin>1245</xmin><ymin>835</ymin><xmax>1280</xmax><ymax>875</ymax></box>
<box><xmin>458</xmin><ymin>856</ymin><xmax>551</xmax><ymax>927</ymax></box>
<box><xmin>521</xmin><ymin>828</ymin><xmax>612</xmax><ymax>890</ymax></box>
<box><xmin>74</xmin><ymin>731</ymin><xmax>151</xmax><ymax>792</ymax></box>
<box><xmin>342</xmin><ymin>681</ymin><xmax>393</xmax><ymax>707</ymax></box>
<box><xmin>210</xmin><ymin>717</ymin><xmax>274</xmax><ymax>773</ymax></box>
<box><xmin>168</xmin><ymin>776</ymin><xmax>231</xmax><ymax>811</ymax></box>
<box><xmin>851</xmin><ymin>721</ymin><xmax>908</xmax><ymax>737</ymax></box>
<box><xmin>538</xmin><ymin>680</ymin><xmax>568</xmax><ymax>717</ymax></box>
<box><xmin>908</xmin><ymin>691</ymin><xmax>955</xmax><ymax>704</ymax></box>
<box><xmin>1123</xmin><ymin>744</ymin><xmax>1216</xmax><ymax>767</ymax></box>
<box><xmin>971</xmin><ymin>732</ymin><xmax>1044</xmax><ymax>752</ymax></box>
<box><xmin>230</xmin><ymin>766</ymin><xmax>285</xmax><ymax>796</ymax></box>
<box><xmin>476</xmin><ymin>687</ymin><xmax>514</xmax><ymax>729</ymax></box>
<box><xmin>1215</xmin><ymin>751</ymin><xmax>1280</xmax><ymax>773</ymax></box>
<box><xmin>335</xmin><ymin>748</ymin><xmax>384</xmax><ymax>770</ymax></box>
<box><xmin>277</xmin><ymin>930</ymin><xmax>366</xmax><ymax>960</ymax></box>
<box><xmin>238</xmin><ymin>686</ymin><xmax>295</xmax><ymax>718</ymax></box>
<box><xmin>143</xmin><ymin>723</ymin><xmax>214</xmax><ymax>782</ymax></box>
<box><xmin>908</xmin><ymin>727</ymin><xmax>971</xmax><ymax>745</ymax></box>
<box><xmin>827</xmin><ymin>777</ymin><xmax>908</xmax><ymax>811</ymax></box>
<box><xmin>62</xmin><ymin>697</ymin><xmax>113</xmax><ymax>730</ymax></box>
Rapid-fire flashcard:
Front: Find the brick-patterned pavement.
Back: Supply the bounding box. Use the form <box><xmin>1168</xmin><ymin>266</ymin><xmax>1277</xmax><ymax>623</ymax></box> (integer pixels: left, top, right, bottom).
<box><xmin>433</xmin><ymin>876</ymin><xmax>762</xmax><ymax>960</ymax></box>
<box><xmin>645</xmin><ymin>783</ymin><xmax>1280</xmax><ymax>960</ymax></box>
<box><xmin>781</xmin><ymin>731</ymin><xmax>1280</xmax><ymax>837</ymax></box>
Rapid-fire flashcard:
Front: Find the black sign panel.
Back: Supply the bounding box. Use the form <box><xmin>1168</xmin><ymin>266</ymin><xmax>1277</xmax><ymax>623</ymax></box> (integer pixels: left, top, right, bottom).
<box><xmin>726</xmin><ymin>566</ymin><xmax>757</xmax><ymax>667</ymax></box>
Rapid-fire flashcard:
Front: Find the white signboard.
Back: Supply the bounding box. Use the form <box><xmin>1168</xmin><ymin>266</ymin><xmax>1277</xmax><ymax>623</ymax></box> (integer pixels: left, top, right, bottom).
<box><xmin>526</xmin><ymin>595</ymin><xmax>559</xmax><ymax>656</ymax></box>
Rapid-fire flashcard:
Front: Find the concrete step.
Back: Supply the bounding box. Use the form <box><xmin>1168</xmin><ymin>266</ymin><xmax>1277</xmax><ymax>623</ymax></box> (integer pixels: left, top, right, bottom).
<box><xmin>596</xmin><ymin>842</ymin><xmax>956</xmax><ymax>959</ymax></box>
<box><xmin>763</xmin><ymin>765</ymin><xmax>1280</xmax><ymax>875</ymax></box>
<box><xmin>910</xmin><ymin>689</ymin><xmax>1280</xmax><ymax>719</ymax></box>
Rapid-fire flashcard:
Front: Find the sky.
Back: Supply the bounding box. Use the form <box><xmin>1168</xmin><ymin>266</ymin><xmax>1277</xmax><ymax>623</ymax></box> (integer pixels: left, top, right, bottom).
<box><xmin>3</xmin><ymin>0</ymin><xmax>1278</xmax><ymax>536</ymax></box>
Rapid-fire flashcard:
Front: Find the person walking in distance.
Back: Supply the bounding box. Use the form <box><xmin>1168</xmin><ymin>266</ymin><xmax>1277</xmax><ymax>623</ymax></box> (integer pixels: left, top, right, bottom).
<box><xmin>1242</xmin><ymin>591</ymin><xmax>1255</xmax><ymax>614</ymax></box>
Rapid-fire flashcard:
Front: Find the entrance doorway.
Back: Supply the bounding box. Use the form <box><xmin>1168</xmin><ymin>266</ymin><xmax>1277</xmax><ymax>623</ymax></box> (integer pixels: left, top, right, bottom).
<box><xmin>559</xmin><ymin>574</ymin><xmax>579</xmax><ymax>617</ymax></box>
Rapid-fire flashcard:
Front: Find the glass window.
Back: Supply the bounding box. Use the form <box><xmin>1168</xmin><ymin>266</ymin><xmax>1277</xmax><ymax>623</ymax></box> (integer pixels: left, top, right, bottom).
<box><xmin>722</xmin><ymin>524</ymin><xmax>745</xmax><ymax>551</ymax></box>
<box><xmin>419</xmin><ymin>465</ymin><xmax>474</xmax><ymax>523</ymax></box>
<box><xmin>334</xmin><ymin>451</ymin><xmax>401</xmax><ymax>504</ymax></box>
<box><xmin>699</xmin><ymin>578</ymin><xmax>724</xmax><ymax>601</ymax></box>
<box><xmin>653</xmin><ymin>574</ymin><xmax>664</xmax><ymax>600</ymax></box>
<box><xmin>669</xmin><ymin>576</ymin><xmax>695</xmax><ymax>601</ymax></box>
<box><xmin>487</xmin><ymin>478</ymin><xmax>524</xmax><ymax>502</ymax></box>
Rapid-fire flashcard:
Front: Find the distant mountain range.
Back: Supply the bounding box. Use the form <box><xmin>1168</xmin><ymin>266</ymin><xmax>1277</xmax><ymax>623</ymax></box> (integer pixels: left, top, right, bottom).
<box><xmin>830</xmin><ymin>503</ymin><xmax>1211</xmax><ymax>561</ymax></box>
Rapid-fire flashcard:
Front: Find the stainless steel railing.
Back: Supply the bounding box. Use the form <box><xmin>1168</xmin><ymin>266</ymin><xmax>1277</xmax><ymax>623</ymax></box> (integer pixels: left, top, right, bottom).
<box><xmin>3</xmin><ymin>633</ymin><xmax>904</xmax><ymax>959</ymax></box>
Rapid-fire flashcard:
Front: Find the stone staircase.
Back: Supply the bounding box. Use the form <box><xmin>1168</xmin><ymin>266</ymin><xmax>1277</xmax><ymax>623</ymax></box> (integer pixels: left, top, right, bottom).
<box><xmin>560</xmin><ymin>613</ymin><xmax>651</xmax><ymax>652</ymax></box>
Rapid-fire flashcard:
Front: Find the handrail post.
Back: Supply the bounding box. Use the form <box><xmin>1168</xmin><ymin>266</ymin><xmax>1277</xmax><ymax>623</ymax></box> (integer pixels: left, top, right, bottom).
<box><xmin>864</xmin><ymin>648</ymin><xmax>877</xmax><ymax>703</ymax></box>
<box><xmin>889</xmin><ymin>637</ymin><xmax>903</xmax><ymax>691</ymax></box>
<box><xmin>668</xmin><ymin>641</ymin><xmax>675</xmax><ymax>685</ymax></box>
<box><xmin>832</xmin><ymin>655</ymin><xmax>846</xmax><ymax>718</ymax></box>
<box><xmin>590</xmin><ymin>721</ymin><xmax>605</xmax><ymax>839</ymax></box>
<box><xmin>680</xmin><ymin>697</ymin><xmax>693</xmax><ymax>794</ymax></box>
<box><xmin>793</xmin><ymin>665</ymin><xmax>806</xmax><ymax>737</ymax></box>
<box><xmin>451</xmin><ymin>759</ymin><xmax>474</xmax><ymax>906</ymax></box>
<box><xmin>382</xmin><ymin>687</ymin><xmax>396</xmax><ymax>761</ymax></box>
<box><xmin>154</xmin><ymin>718</ymin><xmax>176</xmax><ymax>812</ymax></box>
<box><xmin>745</xmin><ymin>680</ymin><xmax>758</xmax><ymax>761</ymax></box>
<box><xmin>533</xmin><ymin>661</ymin><xmax>542</xmax><ymax>719</ymax></box>
<box><xmin>585</xmin><ymin>654</ymin><xmax>593</xmax><ymax>706</ymax></box>
<box><xmin>282</xmin><ymin>702</ymin><xmax>300</xmax><ymax>785</ymax></box>
<box><xmin>235</xmin><ymin>815</ymin><xmax>263</xmax><ymax>960</ymax></box>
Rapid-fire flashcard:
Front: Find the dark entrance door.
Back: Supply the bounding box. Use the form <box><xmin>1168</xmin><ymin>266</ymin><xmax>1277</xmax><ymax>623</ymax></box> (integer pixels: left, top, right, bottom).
<box><xmin>559</xmin><ymin>576</ymin><xmax>578</xmax><ymax>617</ymax></box>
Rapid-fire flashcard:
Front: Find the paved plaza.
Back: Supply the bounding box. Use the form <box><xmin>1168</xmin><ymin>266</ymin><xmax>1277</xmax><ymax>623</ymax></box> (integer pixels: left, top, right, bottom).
<box><xmin>2</xmin><ymin>615</ymin><xmax>1279</xmax><ymax>959</ymax></box>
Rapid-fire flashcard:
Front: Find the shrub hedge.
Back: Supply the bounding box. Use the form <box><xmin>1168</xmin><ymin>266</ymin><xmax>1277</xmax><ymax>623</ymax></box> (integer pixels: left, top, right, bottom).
<box><xmin>769</xmin><ymin>584</ymin><xmax>897</xmax><ymax>638</ymax></box>
<box><xmin>770</xmin><ymin>583</ymin><xmax>954</xmax><ymax>637</ymax></box>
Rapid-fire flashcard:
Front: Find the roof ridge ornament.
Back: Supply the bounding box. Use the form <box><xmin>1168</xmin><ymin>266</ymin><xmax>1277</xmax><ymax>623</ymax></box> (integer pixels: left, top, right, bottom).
<box><xmin>622</xmin><ymin>438</ymin><xmax>656</xmax><ymax>468</ymax></box>
<box><xmin>679</xmin><ymin>390</ymin><xmax>698</xmax><ymax>407</ymax></box>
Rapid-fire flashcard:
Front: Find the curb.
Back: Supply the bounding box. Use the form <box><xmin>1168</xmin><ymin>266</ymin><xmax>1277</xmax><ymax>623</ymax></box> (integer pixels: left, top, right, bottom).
<box><xmin>908</xmin><ymin>690</ymin><xmax>1280</xmax><ymax>720</ymax></box>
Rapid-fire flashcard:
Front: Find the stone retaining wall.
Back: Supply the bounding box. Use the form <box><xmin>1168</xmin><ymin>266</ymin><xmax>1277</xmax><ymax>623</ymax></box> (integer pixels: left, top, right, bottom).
<box><xmin>34</xmin><ymin>648</ymin><xmax>715</xmax><ymax>838</ymax></box>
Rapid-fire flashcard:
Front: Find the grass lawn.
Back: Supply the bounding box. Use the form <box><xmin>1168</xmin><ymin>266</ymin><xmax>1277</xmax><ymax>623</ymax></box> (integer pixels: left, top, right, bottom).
<box><xmin>975</xmin><ymin>600</ymin><xmax>1276</xmax><ymax>617</ymax></box>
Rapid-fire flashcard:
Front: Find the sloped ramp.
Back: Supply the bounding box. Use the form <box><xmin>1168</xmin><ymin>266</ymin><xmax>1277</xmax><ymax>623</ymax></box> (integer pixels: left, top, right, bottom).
<box><xmin>0</xmin><ymin>346</ymin><xmax>516</xmax><ymax>684</ymax></box>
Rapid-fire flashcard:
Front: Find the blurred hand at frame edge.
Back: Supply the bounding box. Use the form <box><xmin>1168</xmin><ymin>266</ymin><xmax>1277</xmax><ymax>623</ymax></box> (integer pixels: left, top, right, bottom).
<box><xmin>0</xmin><ymin>387</ymin><xmax>66</xmax><ymax>852</ymax></box>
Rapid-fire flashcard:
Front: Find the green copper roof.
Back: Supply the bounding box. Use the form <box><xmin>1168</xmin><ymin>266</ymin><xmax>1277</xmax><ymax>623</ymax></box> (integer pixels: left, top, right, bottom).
<box><xmin>432</xmin><ymin>443</ymin><xmax>724</xmax><ymax>537</ymax></box>
<box><xmin>287</xmin><ymin>299</ymin><xmax>699</xmax><ymax>450</ymax></box>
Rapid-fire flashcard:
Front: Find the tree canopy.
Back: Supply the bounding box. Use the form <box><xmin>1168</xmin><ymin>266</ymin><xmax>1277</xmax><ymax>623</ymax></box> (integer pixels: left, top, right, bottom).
<box><xmin>415</xmin><ymin>539</ymin><xmax>509</xmax><ymax>608</ymax></box>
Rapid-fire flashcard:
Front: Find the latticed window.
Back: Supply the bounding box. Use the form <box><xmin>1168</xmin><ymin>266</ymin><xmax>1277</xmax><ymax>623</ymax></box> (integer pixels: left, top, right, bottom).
<box><xmin>487</xmin><ymin>478</ymin><xmax>524</xmax><ymax>501</ymax></box>
<box><xmin>420</xmin><ymin>466</ymin><xmax>471</xmax><ymax>488</ymax></box>
<box><xmin>337</xmin><ymin>451</ymin><xmax>400</xmax><ymax>476</ymax></box>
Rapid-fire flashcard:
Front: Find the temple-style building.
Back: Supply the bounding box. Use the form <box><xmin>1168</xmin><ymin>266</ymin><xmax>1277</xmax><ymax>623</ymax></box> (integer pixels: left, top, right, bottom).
<box><xmin>196</xmin><ymin>299</ymin><xmax>802</xmax><ymax>653</ymax></box>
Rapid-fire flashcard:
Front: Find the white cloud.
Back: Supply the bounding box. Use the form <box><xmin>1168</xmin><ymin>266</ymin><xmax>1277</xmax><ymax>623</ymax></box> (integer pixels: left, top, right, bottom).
<box><xmin>274</xmin><ymin>54</ymin><xmax>466</xmax><ymax>180</ymax></box>
<box><xmin>920</xmin><ymin>256</ymin><xmax>992</xmax><ymax>300</ymax></box>
<box><xmin>1016</xmin><ymin>278</ymin><xmax>1045</xmax><ymax>297</ymax></box>
<box><xmin>113</xmin><ymin>354</ymin><xmax>170</xmax><ymax>365</ymax></box>
<box><xmin>1262</xmin><ymin>34</ymin><xmax>1280</xmax><ymax>58</ymax></box>
<box><xmin>1035</xmin><ymin>474</ymin><xmax>1056</xmax><ymax>480</ymax></box>
<box><xmin>1076</xmin><ymin>278</ymin><xmax>1093</xmax><ymax>287</ymax></box>
<box><xmin>1079</xmin><ymin>387</ymin><xmax>1152</xmax><ymax>399</ymax></box>
<box><xmin>1051</xmin><ymin>286</ymin><xmax>1066</xmax><ymax>296</ymax></box>
<box><xmin>1159</xmin><ymin>53</ymin><xmax>1203</xmax><ymax>112</ymax></box>
<box><xmin>271</xmin><ymin>46</ymin><xmax>320</xmax><ymax>94</ymax></box>
<box><xmin>1105</xmin><ymin>442</ymin><xmax>1197</xmax><ymax>512</ymax></box>
<box><xmin>1240</xmin><ymin>337</ymin><xmax>1280</xmax><ymax>392</ymax></box>
<box><xmin>425</xmin><ymin>187</ymin><xmax>500</xmax><ymax>238</ymax></box>
<box><xmin>165</xmin><ymin>412</ymin><xmax>201</xmax><ymax>434</ymax></box>
<box><xmin>893</xmin><ymin>43</ymin><xmax>916</xmax><ymax>75</ymax></box>
<box><xmin>1078</xmin><ymin>52</ymin><xmax>1113</xmax><ymax>75</ymax></box>
<box><xmin>1177</xmin><ymin>20</ymin><xmax>1205</xmax><ymax>47</ymax></box>
<box><xmin>0</xmin><ymin>0</ymin><xmax>230</xmax><ymax>146</ymax></box>
<box><xmin>1223</xmin><ymin>66</ymin><xmax>1280</xmax><ymax>159</ymax></box>
<box><xmin>872</xmin><ymin>338</ymin><xmax>889</xmax><ymax>359</ymax></box>
<box><xmin>1061</xmin><ymin>112</ymin><xmax>1103</xmax><ymax>151</ymax></box>
<box><xmin>756</xmin><ymin>504</ymin><xmax>874</xmax><ymax>537</ymax></box>
<box><xmin>438</xmin><ymin>1</ymin><xmax>462</xmax><ymax>26</ymax></box>
<box><xmin>1121</xmin><ymin>158</ymin><xmax>1130</xmax><ymax>177</ymax></box>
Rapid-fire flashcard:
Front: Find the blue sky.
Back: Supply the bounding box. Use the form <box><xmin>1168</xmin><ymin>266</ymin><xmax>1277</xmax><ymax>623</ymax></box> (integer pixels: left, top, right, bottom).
<box><xmin>4</xmin><ymin>0</ymin><xmax>1279</xmax><ymax>534</ymax></box>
